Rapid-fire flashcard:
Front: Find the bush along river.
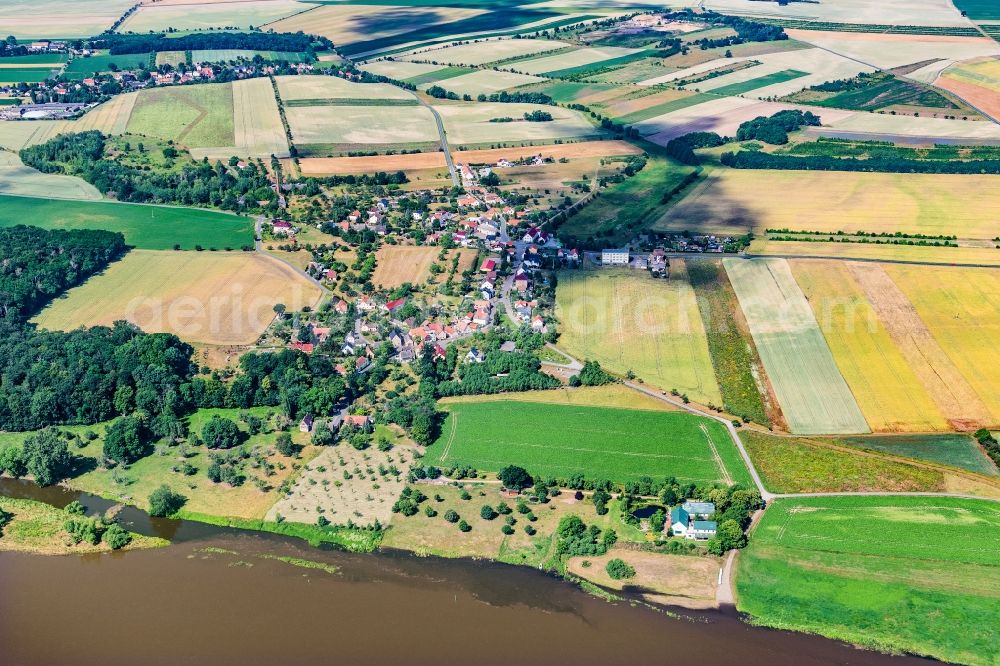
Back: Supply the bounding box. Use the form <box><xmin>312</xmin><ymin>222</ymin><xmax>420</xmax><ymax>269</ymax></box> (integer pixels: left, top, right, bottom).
<box><xmin>0</xmin><ymin>479</ymin><xmax>932</xmax><ymax>666</ymax></box>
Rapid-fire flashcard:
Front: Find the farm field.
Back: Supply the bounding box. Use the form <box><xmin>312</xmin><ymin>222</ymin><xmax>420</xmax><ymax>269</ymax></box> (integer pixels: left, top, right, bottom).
<box><xmin>63</xmin><ymin>51</ymin><xmax>153</xmax><ymax>79</ymax></box>
<box><xmin>403</xmin><ymin>39</ymin><xmax>573</xmax><ymax>67</ymax></box>
<box><xmin>656</xmin><ymin>169</ymin><xmax>1000</xmax><ymax>240</ymax></box>
<box><xmin>0</xmin><ymin>0</ymin><xmax>134</xmax><ymax>38</ymax></box>
<box><xmin>0</xmin><ymin>194</ymin><xmax>251</xmax><ymax>250</ymax></box>
<box><xmin>275</xmin><ymin>74</ymin><xmax>414</xmax><ymax>101</ymax></box>
<box><xmin>372</xmin><ymin>246</ymin><xmax>475</xmax><ymax>288</ymax></box>
<box><xmin>192</xmin><ymin>49</ymin><xmax>308</xmax><ymax>63</ymax></box>
<box><xmin>120</xmin><ymin>0</ymin><xmax>308</xmax><ymax>32</ymax></box>
<box><xmin>126</xmin><ymin>83</ymin><xmax>235</xmax><ymax>149</ymax></box>
<box><xmin>935</xmin><ymin>57</ymin><xmax>1000</xmax><ymax>122</ymax></box>
<box><xmin>555</xmin><ymin>266</ymin><xmax>722</xmax><ymax>407</ymax></box>
<box><xmin>736</xmin><ymin>496</ymin><xmax>1000</xmax><ymax>666</ymax></box>
<box><xmin>784</xmin><ymin>30</ymin><xmax>1000</xmax><ymax>71</ymax></box>
<box><xmin>229</xmin><ymin>77</ymin><xmax>289</xmax><ymax>158</ymax></box>
<box><xmin>694</xmin><ymin>0</ymin><xmax>971</xmax><ymax>26</ymax></box>
<box><xmin>361</xmin><ymin>60</ymin><xmax>446</xmax><ymax>80</ymax></box>
<box><xmin>268</xmin><ymin>4</ymin><xmax>485</xmax><ymax>47</ymax></box>
<box><xmin>823</xmin><ymin>110</ymin><xmax>1000</xmax><ymax>142</ymax></box>
<box><xmin>32</xmin><ymin>250</ymin><xmax>323</xmax><ymax>345</ymax></box>
<box><xmin>297</xmin><ymin>139</ymin><xmax>640</xmax><ymax>175</ymax></box>
<box><xmin>686</xmin><ymin>260</ymin><xmax>775</xmax><ymax>427</ymax></box>
<box><xmin>748</xmin><ymin>238</ymin><xmax>1000</xmax><ymax>267</ymax></box>
<box><xmin>156</xmin><ymin>51</ymin><xmax>188</xmax><ymax>68</ymax></box>
<box><xmin>285</xmin><ymin>104</ymin><xmax>439</xmax><ymax>149</ymax></box>
<box><xmin>693</xmin><ymin>48</ymin><xmax>871</xmax><ymax>98</ymax></box>
<box><xmin>0</xmin><ymin>68</ymin><xmax>56</xmax><ymax>84</ymax></box>
<box><xmin>433</xmin><ymin>103</ymin><xmax>600</xmax><ymax>146</ymax></box>
<box><xmin>0</xmin><ymin>151</ymin><xmax>101</xmax><ymax>200</ymax></box>
<box><xmin>952</xmin><ymin>0</ymin><xmax>1000</xmax><ymax>20</ymax></box>
<box><xmin>604</xmin><ymin>90</ymin><xmax>711</xmax><ymax>124</ymax></box>
<box><xmin>740</xmin><ymin>430</ymin><xmax>945</xmax><ymax>493</ymax></box>
<box><xmin>723</xmin><ymin>258</ymin><xmax>869</xmax><ymax>435</ymax></box>
<box><xmin>837</xmin><ymin>434</ymin><xmax>999</xmax><ymax>477</ymax></box>
<box><xmin>514</xmin><ymin>46</ymin><xmax>640</xmax><ymax>75</ymax></box>
<box><xmin>790</xmin><ymin>260</ymin><xmax>949</xmax><ymax>432</ymax></box>
<box><xmin>426</xmin><ymin>70</ymin><xmax>546</xmax><ymax>96</ymax></box>
<box><xmin>848</xmin><ymin>263</ymin><xmax>995</xmax><ymax>430</ymax></box>
<box><xmin>425</xmin><ymin>400</ymin><xmax>750</xmax><ymax>486</ymax></box>
<box><xmin>885</xmin><ymin>265</ymin><xmax>1000</xmax><ymax>426</ymax></box>
<box><xmin>439</xmin><ymin>385</ymin><xmax>678</xmax><ymax>412</ymax></box>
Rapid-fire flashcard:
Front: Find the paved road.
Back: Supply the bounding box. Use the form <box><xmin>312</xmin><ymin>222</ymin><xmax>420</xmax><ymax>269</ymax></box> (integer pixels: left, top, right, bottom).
<box><xmin>254</xmin><ymin>216</ymin><xmax>330</xmax><ymax>294</ymax></box>
<box><xmin>413</xmin><ymin>92</ymin><xmax>460</xmax><ymax>187</ymax></box>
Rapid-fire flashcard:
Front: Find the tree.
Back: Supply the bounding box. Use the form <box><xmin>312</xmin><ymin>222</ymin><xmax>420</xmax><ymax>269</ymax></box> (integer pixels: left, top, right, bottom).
<box><xmin>650</xmin><ymin>508</ymin><xmax>666</xmax><ymax>533</ymax></box>
<box><xmin>275</xmin><ymin>432</ymin><xmax>296</xmax><ymax>457</ymax></box>
<box><xmin>202</xmin><ymin>416</ymin><xmax>243</xmax><ymax>449</ymax></box>
<box><xmin>458</xmin><ymin>519</ymin><xmax>471</xmax><ymax>532</ymax></box>
<box><xmin>22</xmin><ymin>428</ymin><xmax>73</xmax><ymax>486</ymax></box>
<box><xmin>148</xmin><ymin>485</ymin><xmax>185</xmax><ymax>517</ymax></box>
<box><xmin>103</xmin><ymin>523</ymin><xmax>131</xmax><ymax>550</ymax></box>
<box><xmin>444</xmin><ymin>509</ymin><xmax>459</xmax><ymax>523</ymax></box>
<box><xmin>578</xmin><ymin>360</ymin><xmax>614</xmax><ymax>386</ymax></box>
<box><xmin>498</xmin><ymin>465</ymin><xmax>533</xmax><ymax>491</ymax></box>
<box><xmin>103</xmin><ymin>416</ymin><xmax>150</xmax><ymax>465</ymax></box>
<box><xmin>480</xmin><ymin>505</ymin><xmax>498</xmax><ymax>521</ymax></box>
<box><xmin>0</xmin><ymin>446</ymin><xmax>26</xmax><ymax>478</ymax></box>
<box><xmin>591</xmin><ymin>488</ymin><xmax>610</xmax><ymax>515</ymax></box>
<box><xmin>605</xmin><ymin>558</ymin><xmax>636</xmax><ymax>580</ymax></box>
<box><xmin>708</xmin><ymin>519</ymin><xmax>747</xmax><ymax>555</ymax></box>
<box><xmin>273</xmin><ymin>303</ymin><xmax>286</xmax><ymax>318</ymax></box>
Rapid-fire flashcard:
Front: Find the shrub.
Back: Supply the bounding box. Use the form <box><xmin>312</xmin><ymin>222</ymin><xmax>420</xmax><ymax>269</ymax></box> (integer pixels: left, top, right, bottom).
<box><xmin>444</xmin><ymin>509</ymin><xmax>459</xmax><ymax>523</ymax></box>
<box><xmin>458</xmin><ymin>520</ymin><xmax>471</xmax><ymax>532</ymax></box>
<box><xmin>501</xmin><ymin>524</ymin><xmax>514</xmax><ymax>535</ymax></box>
<box><xmin>606</xmin><ymin>558</ymin><xmax>635</xmax><ymax>580</ymax></box>
<box><xmin>480</xmin><ymin>505</ymin><xmax>498</xmax><ymax>520</ymax></box>
<box><xmin>202</xmin><ymin>416</ymin><xmax>243</xmax><ymax>450</ymax></box>
<box><xmin>103</xmin><ymin>523</ymin><xmax>131</xmax><ymax>550</ymax></box>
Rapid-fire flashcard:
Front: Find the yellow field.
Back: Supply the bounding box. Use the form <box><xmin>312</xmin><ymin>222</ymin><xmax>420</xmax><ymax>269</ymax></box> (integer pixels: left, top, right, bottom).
<box><xmin>275</xmin><ymin>74</ymin><xmax>413</xmax><ymax>101</ymax></box>
<box><xmin>267</xmin><ymin>4</ymin><xmax>483</xmax><ymax>45</ymax></box>
<box><xmin>33</xmin><ymin>250</ymin><xmax>323</xmax><ymax>345</ymax></box>
<box><xmin>439</xmin><ymin>384</ymin><xmax>678</xmax><ymax>412</ymax></box>
<box><xmin>403</xmin><ymin>39</ymin><xmax>572</xmax><ymax>67</ymax></box>
<box><xmin>121</xmin><ymin>0</ymin><xmax>307</xmax><ymax>32</ymax></box>
<box><xmin>657</xmin><ymin>170</ymin><xmax>1000</xmax><ymax>241</ymax></box>
<box><xmin>372</xmin><ymin>246</ymin><xmax>474</xmax><ymax>288</ymax></box>
<box><xmin>555</xmin><ymin>264</ymin><xmax>722</xmax><ymax>406</ymax></box>
<box><xmin>791</xmin><ymin>261</ymin><xmax>948</xmax><ymax>432</ymax></box>
<box><xmin>885</xmin><ymin>265</ymin><xmax>1000</xmax><ymax>427</ymax></box>
<box><xmin>0</xmin><ymin>94</ymin><xmax>136</xmax><ymax>151</ymax></box>
<box><xmin>0</xmin><ymin>150</ymin><xmax>101</xmax><ymax>200</ymax></box>
<box><xmin>748</xmin><ymin>239</ymin><xmax>1000</xmax><ymax>267</ymax></box>
<box><xmin>0</xmin><ymin>0</ymin><xmax>133</xmax><ymax>38</ymax></box>
<box><xmin>849</xmin><ymin>263</ymin><xmax>994</xmax><ymax>431</ymax></box>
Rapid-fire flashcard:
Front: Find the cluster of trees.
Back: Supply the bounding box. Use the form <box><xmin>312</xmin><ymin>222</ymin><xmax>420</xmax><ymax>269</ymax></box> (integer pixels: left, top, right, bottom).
<box><xmin>475</xmin><ymin>91</ymin><xmax>554</xmax><ymax>105</ymax></box>
<box><xmin>555</xmin><ymin>515</ymin><xmax>617</xmax><ymax>556</ymax></box>
<box><xmin>736</xmin><ymin>109</ymin><xmax>820</xmax><ymax>145</ymax></box>
<box><xmin>974</xmin><ymin>429</ymin><xmax>1000</xmax><ymax>468</ymax></box>
<box><xmin>665</xmin><ymin>131</ymin><xmax>728</xmax><ymax>165</ymax></box>
<box><xmin>63</xmin><ymin>502</ymin><xmax>132</xmax><ymax>550</ymax></box>
<box><xmin>0</xmin><ymin>35</ymin><xmax>36</xmax><ymax>57</ymax></box>
<box><xmin>313</xmin><ymin>171</ymin><xmax>408</xmax><ymax>187</ymax></box>
<box><xmin>605</xmin><ymin>558</ymin><xmax>635</xmax><ymax>580</ymax></box>
<box><xmin>569</xmin><ymin>360</ymin><xmax>615</xmax><ymax>387</ymax></box>
<box><xmin>721</xmin><ymin>150</ymin><xmax>1000</xmax><ymax>174</ymax></box>
<box><xmin>95</xmin><ymin>31</ymin><xmax>329</xmax><ymax>56</ymax></box>
<box><xmin>20</xmin><ymin>131</ymin><xmax>277</xmax><ymax>213</ymax></box>
<box><xmin>523</xmin><ymin>110</ymin><xmax>553</xmax><ymax>122</ymax></box>
<box><xmin>0</xmin><ymin>226</ymin><xmax>127</xmax><ymax>323</ymax></box>
<box><xmin>0</xmin><ymin>322</ymin><xmax>196</xmax><ymax>432</ymax></box>
<box><xmin>437</xmin><ymin>351</ymin><xmax>561</xmax><ymax>396</ymax></box>
<box><xmin>0</xmin><ymin>429</ymin><xmax>74</xmax><ymax>486</ymax></box>
<box><xmin>666</xmin><ymin>10</ymin><xmax>787</xmax><ymax>48</ymax></box>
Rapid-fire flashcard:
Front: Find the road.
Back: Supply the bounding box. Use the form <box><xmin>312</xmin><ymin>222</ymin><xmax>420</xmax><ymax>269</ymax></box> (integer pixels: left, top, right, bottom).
<box><xmin>254</xmin><ymin>216</ymin><xmax>330</xmax><ymax>293</ymax></box>
<box><xmin>413</xmin><ymin>92</ymin><xmax>460</xmax><ymax>187</ymax></box>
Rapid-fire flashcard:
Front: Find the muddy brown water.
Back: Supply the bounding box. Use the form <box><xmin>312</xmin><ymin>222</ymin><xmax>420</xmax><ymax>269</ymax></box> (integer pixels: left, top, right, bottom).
<box><xmin>0</xmin><ymin>479</ymin><xmax>932</xmax><ymax>666</ymax></box>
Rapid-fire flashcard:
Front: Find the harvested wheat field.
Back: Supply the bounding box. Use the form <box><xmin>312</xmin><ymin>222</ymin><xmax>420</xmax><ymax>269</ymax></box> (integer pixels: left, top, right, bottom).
<box><xmin>555</xmin><ymin>265</ymin><xmax>722</xmax><ymax>406</ymax></box>
<box><xmin>883</xmin><ymin>264</ymin><xmax>1000</xmax><ymax>428</ymax></box>
<box><xmin>32</xmin><ymin>250</ymin><xmax>323</xmax><ymax>345</ymax></box>
<box><xmin>361</xmin><ymin>60</ymin><xmax>446</xmax><ymax>80</ymax></box>
<box><xmin>121</xmin><ymin>0</ymin><xmax>306</xmax><ymax>32</ymax></box>
<box><xmin>791</xmin><ymin>261</ymin><xmax>948</xmax><ymax>432</ymax></box>
<box><xmin>286</xmin><ymin>104</ymin><xmax>438</xmax><ymax>148</ymax></box>
<box><xmin>428</xmin><ymin>70</ymin><xmax>546</xmax><ymax>97</ymax></box>
<box><xmin>1</xmin><ymin>0</ymin><xmax>133</xmax><ymax>38</ymax></box>
<box><xmin>847</xmin><ymin>263</ymin><xmax>994</xmax><ymax>430</ymax></box>
<box><xmin>373</xmin><ymin>246</ymin><xmax>475</xmax><ymax>288</ymax></box>
<box><xmin>404</xmin><ymin>39</ymin><xmax>574</xmax><ymax>67</ymax></box>
<box><xmin>275</xmin><ymin>74</ymin><xmax>413</xmax><ymax>101</ymax></box>
<box><xmin>230</xmin><ymin>77</ymin><xmax>288</xmax><ymax>157</ymax></box>
<box><xmin>747</xmin><ymin>239</ymin><xmax>1000</xmax><ymax>267</ymax></box>
<box><xmin>657</xmin><ymin>169</ymin><xmax>1000</xmax><ymax>240</ymax></box>
<box><xmin>435</xmin><ymin>103</ymin><xmax>600</xmax><ymax>145</ymax></box>
<box><xmin>724</xmin><ymin>258</ymin><xmax>868</xmax><ymax>435</ymax></box>
<box><xmin>268</xmin><ymin>4</ymin><xmax>483</xmax><ymax>46</ymax></box>
<box><xmin>567</xmin><ymin>550</ymin><xmax>720</xmax><ymax>610</ymax></box>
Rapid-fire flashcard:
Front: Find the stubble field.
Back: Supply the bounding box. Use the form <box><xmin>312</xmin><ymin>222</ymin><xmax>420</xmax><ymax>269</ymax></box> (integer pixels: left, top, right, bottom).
<box><xmin>32</xmin><ymin>250</ymin><xmax>323</xmax><ymax>345</ymax></box>
<box><xmin>120</xmin><ymin>0</ymin><xmax>308</xmax><ymax>32</ymax></box>
<box><xmin>555</xmin><ymin>266</ymin><xmax>722</xmax><ymax>407</ymax></box>
<box><xmin>372</xmin><ymin>246</ymin><xmax>476</xmax><ymax>288</ymax></box>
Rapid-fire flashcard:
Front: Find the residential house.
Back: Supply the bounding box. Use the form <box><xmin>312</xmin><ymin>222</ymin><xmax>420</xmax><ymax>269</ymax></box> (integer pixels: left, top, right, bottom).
<box><xmin>670</xmin><ymin>502</ymin><xmax>717</xmax><ymax>540</ymax></box>
<box><xmin>271</xmin><ymin>219</ymin><xmax>293</xmax><ymax>235</ymax></box>
<box><xmin>466</xmin><ymin>347</ymin><xmax>485</xmax><ymax>363</ymax></box>
<box><xmin>514</xmin><ymin>270</ymin><xmax>531</xmax><ymax>294</ymax></box>
<box><xmin>298</xmin><ymin>413</ymin><xmax>315</xmax><ymax>433</ymax></box>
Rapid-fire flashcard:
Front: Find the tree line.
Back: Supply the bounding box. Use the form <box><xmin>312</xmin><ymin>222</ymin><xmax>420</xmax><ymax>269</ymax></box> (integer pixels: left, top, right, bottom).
<box><xmin>92</xmin><ymin>31</ymin><xmax>330</xmax><ymax>56</ymax></box>
<box><xmin>721</xmin><ymin>150</ymin><xmax>1000</xmax><ymax>174</ymax></box>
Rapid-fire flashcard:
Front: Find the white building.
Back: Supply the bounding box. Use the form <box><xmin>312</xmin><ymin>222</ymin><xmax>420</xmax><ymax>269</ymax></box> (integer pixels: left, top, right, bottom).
<box><xmin>601</xmin><ymin>248</ymin><xmax>629</xmax><ymax>265</ymax></box>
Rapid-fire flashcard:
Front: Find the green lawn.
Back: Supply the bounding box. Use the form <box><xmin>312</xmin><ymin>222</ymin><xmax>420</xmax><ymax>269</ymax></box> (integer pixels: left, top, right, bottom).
<box><xmin>0</xmin><ymin>195</ymin><xmax>253</xmax><ymax>250</ymax></box>
<box><xmin>64</xmin><ymin>52</ymin><xmax>152</xmax><ymax>78</ymax></box>
<box><xmin>837</xmin><ymin>434</ymin><xmax>999</xmax><ymax>477</ymax></box>
<box><xmin>424</xmin><ymin>399</ymin><xmax>751</xmax><ymax>486</ymax></box>
<box><xmin>737</xmin><ymin>496</ymin><xmax>1000</xmax><ymax>666</ymax></box>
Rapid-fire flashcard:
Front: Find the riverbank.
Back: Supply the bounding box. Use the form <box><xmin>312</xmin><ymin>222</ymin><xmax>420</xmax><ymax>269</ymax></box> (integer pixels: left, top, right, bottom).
<box><xmin>0</xmin><ymin>496</ymin><xmax>167</xmax><ymax>556</ymax></box>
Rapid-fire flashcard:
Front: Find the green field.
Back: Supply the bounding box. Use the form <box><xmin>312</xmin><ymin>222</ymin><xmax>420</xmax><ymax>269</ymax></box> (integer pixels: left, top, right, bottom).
<box><xmin>403</xmin><ymin>66</ymin><xmax>474</xmax><ymax>86</ymax></box>
<box><xmin>191</xmin><ymin>49</ymin><xmax>308</xmax><ymax>63</ymax></box>
<box><xmin>127</xmin><ymin>83</ymin><xmax>235</xmax><ymax>148</ymax></box>
<box><xmin>0</xmin><ymin>54</ymin><xmax>67</xmax><ymax>65</ymax></box>
<box><xmin>952</xmin><ymin>0</ymin><xmax>1000</xmax><ymax>20</ymax></box>
<box><xmin>542</xmin><ymin>50</ymin><xmax>651</xmax><ymax>79</ymax></box>
<box><xmin>687</xmin><ymin>260</ymin><xmax>771</xmax><ymax>425</ymax></box>
<box><xmin>425</xmin><ymin>399</ymin><xmax>751</xmax><ymax>486</ymax></box>
<box><xmin>837</xmin><ymin>434</ymin><xmax>999</xmax><ymax>477</ymax></box>
<box><xmin>740</xmin><ymin>430</ymin><xmax>945</xmax><ymax>493</ymax></box>
<box><xmin>0</xmin><ymin>195</ymin><xmax>252</xmax><ymax>250</ymax></box>
<box><xmin>615</xmin><ymin>92</ymin><xmax>716</xmax><ymax>124</ymax></box>
<box><xmin>64</xmin><ymin>52</ymin><xmax>152</xmax><ymax>78</ymax></box>
<box><xmin>782</xmin><ymin>73</ymin><xmax>961</xmax><ymax>112</ymax></box>
<box><xmin>737</xmin><ymin>496</ymin><xmax>1000</xmax><ymax>665</ymax></box>
<box><xmin>560</xmin><ymin>156</ymin><xmax>697</xmax><ymax>246</ymax></box>
<box><xmin>708</xmin><ymin>69</ymin><xmax>808</xmax><ymax>97</ymax></box>
<box><xmin>0</xmin><ymin>68</ymin><xmax>56</xmax><ymax>83</ymax></box>
<box><xmin>531</xmin><ymin>81</ymin><xmax>617</xmax><ymax>104</ymax></box>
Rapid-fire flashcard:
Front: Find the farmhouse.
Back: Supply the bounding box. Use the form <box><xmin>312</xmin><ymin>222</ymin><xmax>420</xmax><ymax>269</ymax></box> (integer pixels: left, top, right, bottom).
<box><xmin>601</xmin><ymin>248</ymin><xmax>629</xmax><ymax>265</ymax></box>
<box><xmin>670</xmin><ymin>502</ymin><xmax>717</xmax><ymax>540</ymax></box>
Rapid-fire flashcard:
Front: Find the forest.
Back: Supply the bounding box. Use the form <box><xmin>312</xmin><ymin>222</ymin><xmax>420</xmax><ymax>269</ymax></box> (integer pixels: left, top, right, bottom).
<box><xmin>0</xmin><ymin>225</ymin><xmax>127</xmax><ymax>323</ymax></box>
<box><xmin>93</xmin><ymin>31</ymin><xmax>330</xmax><ymax>56</ymax></box>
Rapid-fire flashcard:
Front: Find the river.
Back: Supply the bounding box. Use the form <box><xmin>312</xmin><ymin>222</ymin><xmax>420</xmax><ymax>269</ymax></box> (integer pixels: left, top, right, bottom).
<box><xmin>0</xmin><ymin>479</ymin><xmax>931</xmax><ymax>666</ymax></box>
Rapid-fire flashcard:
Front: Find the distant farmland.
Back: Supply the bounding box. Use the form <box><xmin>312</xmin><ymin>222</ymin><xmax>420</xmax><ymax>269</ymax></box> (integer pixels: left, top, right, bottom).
<box><xmin>0</xmin><ymin>195</ymin><xmax>252</xmax><ymax>250</ymax></box>
<box><xmin>737</xmin><ymin>496</ymin><xmax>1000</xmax><ymax>665</ymax></box>
<box><xmin>425</xmin><ymin>399</ymin><xmax>750</xmax><ymax>486</ymax></box>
